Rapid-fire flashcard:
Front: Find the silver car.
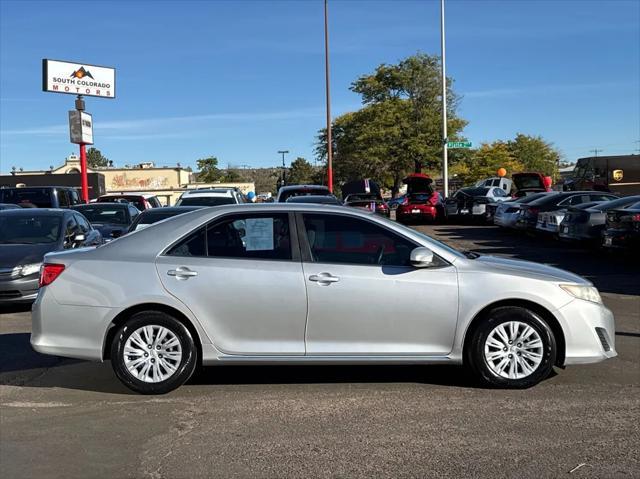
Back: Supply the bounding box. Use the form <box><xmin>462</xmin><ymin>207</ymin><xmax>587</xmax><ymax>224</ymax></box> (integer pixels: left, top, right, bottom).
<box><xmin>32</xmin><ymin>205</ymin><xmax>616</xmax><ymax>394</ymax></box>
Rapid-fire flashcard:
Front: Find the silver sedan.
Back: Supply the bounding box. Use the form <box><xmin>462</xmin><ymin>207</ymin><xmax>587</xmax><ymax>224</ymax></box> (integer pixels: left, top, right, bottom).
<box><xmin>31</xmin><ymin>204</ymin><xmax>616</xmax><ymax>394</ymax></box>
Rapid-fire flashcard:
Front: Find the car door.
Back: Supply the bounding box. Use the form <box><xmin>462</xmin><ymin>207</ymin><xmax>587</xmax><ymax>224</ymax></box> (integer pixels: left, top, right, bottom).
<box><xmin>298</xmin><ymin>212</ymin><xmax>459</xmax><ymax>356</ymax></box>
<box><xmin>156</xmin><ymin>212</ymin><xmax>307</xmax><ymax>355</ymax></box>
<box><xmin>445</xmin><ymin>192</ymin><xmax>460</xmax><ymax>216</ymax></box>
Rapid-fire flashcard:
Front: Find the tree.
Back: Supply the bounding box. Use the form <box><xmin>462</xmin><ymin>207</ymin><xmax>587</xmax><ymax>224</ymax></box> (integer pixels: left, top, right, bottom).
<box><xmin>507</xmin><ymin>134</ymin><xmax>560</xmax><ymax>178</ymax></box>
<box><xmin>221</xmin><ymin>169</ymin><xmax>243</xmax><ymax>182</ymax></box>
<box><xmin>316</xmin><ymin>53</ymin><xmax>467</xmax><ymax>195</ymax></box>
<box><xmin>86</xmin><ymin>147</ymin><xmax>109</xmax><ymax>168</ymax></box>
<box><xmin>451</xmin><ymin>142</ymin><xmax>525</xmax><ymax>186</ymax></box>
<box><xmin>196</xmin><ymin>156</ymin><xmax>222</xmax><ymax>182</ymax></box>
<box><xmin>287</xmin><ymin>157</ymin><xmax>315</xmax><ymax>185</ymax></box>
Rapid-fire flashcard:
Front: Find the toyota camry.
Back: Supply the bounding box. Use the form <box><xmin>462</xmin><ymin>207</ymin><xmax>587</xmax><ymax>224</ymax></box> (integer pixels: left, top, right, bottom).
<box><xmin>31</xmin><ymin>204</ymin><xmax>616</xmax><ymax>394</ymax></box>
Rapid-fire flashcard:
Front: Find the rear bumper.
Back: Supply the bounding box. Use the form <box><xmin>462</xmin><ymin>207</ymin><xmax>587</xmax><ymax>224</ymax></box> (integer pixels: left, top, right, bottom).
<box><xmin>494</xmin><ymin>212</ymin><xmax>518</xmax><ymax>228</ymax></box>
<box><xmin>555</xmin><ymin>299</ymin><xmax>617</xmax><ymax>365</ymax></box>
<box><xmin>602</xmin><ymin>229</ymin><xmax>639</xmax><ymax>249</ymax></box>
<box><xmin>30</xmin><ymin>288</ymin><xmax>112</xmax><ymax>361</ymax></box>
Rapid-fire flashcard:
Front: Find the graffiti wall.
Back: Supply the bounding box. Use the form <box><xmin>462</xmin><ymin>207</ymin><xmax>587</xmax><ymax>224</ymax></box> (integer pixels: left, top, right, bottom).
<box><xmin>108</xmin><ymin>172</ymin><xmax>171</xmax><ymax>190</ymax></box>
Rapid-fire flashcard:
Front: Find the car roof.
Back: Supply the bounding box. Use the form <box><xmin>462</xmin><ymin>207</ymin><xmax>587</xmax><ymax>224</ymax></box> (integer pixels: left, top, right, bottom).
<box><xmin>139</xmin><ymin>206</ymin><xmax>204</xmax><ymax>214</ymax></box>
<box><xmin>0</xmin><ymin>208</ymin><xmax>67</xmax><ymax>217</ymax></box>
<box><xmin>73</xmin><ymin>203</ymin><xmax>130</xmax><ymax>209</ymax></box>
<box><xmin>181</xmin><ymin>189</ymin><xmax>234</xmax><ymax>196</ymax></box>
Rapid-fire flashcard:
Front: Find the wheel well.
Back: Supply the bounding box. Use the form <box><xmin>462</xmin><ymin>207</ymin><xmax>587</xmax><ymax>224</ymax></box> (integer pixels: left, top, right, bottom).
<box><xmin>462</xmin><ymin>299</ymin><xmax>566</xmax><ymax>367</ymax></box>
<box><xmin>102</xmin><ymin>303</ymin><xmax>203</xmax><ymax>362</ymax></box>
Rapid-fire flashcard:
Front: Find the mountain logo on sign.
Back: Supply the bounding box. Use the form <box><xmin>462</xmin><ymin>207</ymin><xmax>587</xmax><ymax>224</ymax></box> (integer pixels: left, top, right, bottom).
<box><xmin>70</xmin><ymin>67</ymin><xmax>94</xmax><ymax>80</ymax></box>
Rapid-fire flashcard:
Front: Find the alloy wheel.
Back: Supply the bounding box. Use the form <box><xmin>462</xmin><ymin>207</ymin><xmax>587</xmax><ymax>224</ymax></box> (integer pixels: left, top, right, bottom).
<box><xmin>123</xmin><ymin>325</ymin><xmax>183</xmax><ymax>383</ymax></box>
<box><xmin>483</xmin><ymin>321</ymin><xmax>543</xmax><ymax>379</ymax></box>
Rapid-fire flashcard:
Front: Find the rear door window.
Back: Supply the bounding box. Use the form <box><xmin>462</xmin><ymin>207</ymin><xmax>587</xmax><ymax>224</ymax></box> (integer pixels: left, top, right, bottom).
<box><xmin>57</xmin><ymin>189</ymin><xmax>70</xmax><ymax>208</ymax></box>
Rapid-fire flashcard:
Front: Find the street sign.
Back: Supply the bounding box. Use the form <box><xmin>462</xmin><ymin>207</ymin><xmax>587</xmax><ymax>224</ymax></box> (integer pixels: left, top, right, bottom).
<box><xmin>447</xmin><ymin>141</ymin><xmax>472</xmax><ymax>149</ymax></box>
<box><xmin>68</xmin><ymin>111</ymin><xmax>94</xmax><ymax>145</ymax></box>
<box><xmin>43</xmin><ymin>59</ymin><xmax>116</xmax><ymax>98</ymax></box>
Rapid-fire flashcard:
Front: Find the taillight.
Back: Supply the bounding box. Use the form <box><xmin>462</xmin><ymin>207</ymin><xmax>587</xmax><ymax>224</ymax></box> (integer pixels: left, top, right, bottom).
<box><xmin>528</xmin><ymin>207</ymin><xmax>539</xmax><ymax>215</ymax></box>
<box><xmin>39</xmin><ymin>264</ymin><xmax>65</xmax><ymax>287</ymax></box>
<box><xmin>632</xmin><ymin>214</ymin><xmax>640</xmax><ymax>222</ymax></box>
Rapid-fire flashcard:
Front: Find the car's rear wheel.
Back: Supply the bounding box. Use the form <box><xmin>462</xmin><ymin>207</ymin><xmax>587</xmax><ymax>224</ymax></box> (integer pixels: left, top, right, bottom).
<box><xmin>466</xmin><ymin>306</ymin><xmax>556</xmax><ymax>388</ymax></box>
<box><xmin>111</xmin><ymin>311</ymin><xmax>197</xmax><ymax>394</ymax></box>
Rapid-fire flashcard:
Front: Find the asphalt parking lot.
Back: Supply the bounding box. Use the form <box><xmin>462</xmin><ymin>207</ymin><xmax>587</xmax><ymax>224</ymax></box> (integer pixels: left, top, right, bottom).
<box><xmin>1</xmin><ymin>223</ymin><xmax>638</xmax><ymax>479</ymax></box>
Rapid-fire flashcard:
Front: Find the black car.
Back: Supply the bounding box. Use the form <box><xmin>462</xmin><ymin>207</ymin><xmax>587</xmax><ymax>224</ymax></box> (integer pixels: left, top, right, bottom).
<box><xmin>515</xmin><ymin>191</ymin><xmax>618</xmax><ymax>232</ymax></box>
<box><xmin>559</xmin><ymin>195</ymin><xmax>640</xmax><ymax>243</ymax></box>
<box><xmin>72</xmin><ymin>203</ymin><xmax>140</xmax><ymax>241</ymax></box>
<box><xmin>0</xmin><ymin>203</ymin><xmax>21</xmax><ymax>210</ymax></box>
<box><xmin>96</xmin><ymin>193</ymin><xmax>162</xmax><ymax>211</ymax></box>
<box><xmin>128</xmin><ymin>206</ymin><xmax>204</xmax><ymax>232</ymax></box>
<box><xmin>602</xmin><ymin>201</ymin><xmax>640</xmax><ymax>250</ymax></box>
<box><xmin>0</xmin><ymin>209</ymin><xmax>101</xmax><ymax>303</ymax></box>
<box><xmin>0</xmin><ymin>186</ymin><xmax>82</xmax><ymax>208</ymax></box>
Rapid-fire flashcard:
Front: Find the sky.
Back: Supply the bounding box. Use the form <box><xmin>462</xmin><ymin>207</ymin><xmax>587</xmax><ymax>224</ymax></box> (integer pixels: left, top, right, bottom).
<box><xmin>1</xmin><ymin>0</ymin><xmax>639</xmax><ymax>174</ymax></box>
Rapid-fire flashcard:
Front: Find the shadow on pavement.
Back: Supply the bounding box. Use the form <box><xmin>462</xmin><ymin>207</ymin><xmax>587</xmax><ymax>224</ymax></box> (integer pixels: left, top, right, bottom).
<box><xmin>431</xmin><ymin>225</ymin><xmax>640</xmax><ymax>296</ymax></box>
<box><xmin>0</xmin><ymin>303</ymin><xmax>32</xmax><ymax>315</ymax></box>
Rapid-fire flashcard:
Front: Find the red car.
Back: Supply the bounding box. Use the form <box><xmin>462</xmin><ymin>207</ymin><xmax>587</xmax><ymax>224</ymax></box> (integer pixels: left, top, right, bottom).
<box><xmin>395</xmin><ymin>173</ymin><xmax>441</xmax><ymax>224</ymax></box>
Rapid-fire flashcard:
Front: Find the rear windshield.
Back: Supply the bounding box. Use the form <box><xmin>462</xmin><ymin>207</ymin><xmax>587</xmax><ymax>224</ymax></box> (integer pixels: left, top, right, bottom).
<box><xmin>177</xmin><ymin>196</ymin><xmax>236</xmax><ymax>207</ymax></box>
<box><xmin>75</xmin><ymin>206</ymin><xmax>128</xmax><ymax>224</ymax></box>
<box><xmin>0</xmin><ymin>188</ymin><xmax>53</xmax><ymax>208</ymax></box>
<box><xmin>527</xmin><ymin>193</ymin><xmax>563</xmax><ymax>206</ymax></box>
<box><xmin>514</xmin><ymin>175</ymin><xmax>544</xmax><ymax>189</ymax></box>
<box><xmin>279</xmin><ymin>188</ymin><xmax>330</xmax><ymax>202</ymax></box>
<box><xmin>98</xmin><ymin>196</ymin><xmax>145</xmax><ymax>209</ymax></box>
<box><xmin>592</xmin><ymin>196</ymin><xmax>640</xmax><ymax>211</ymax></box>
<box><xmin>519</xmin><ymin>192</ymin><xmax>550</xmax><ymax>204</ymax></box>
<box><xmin>0</xmin><ymin>215</ymin><xmax>61</xmax><ymax>244</ymax></box>
<box><xmin>287</xmin><ymin>196</ymin><xmax>340</xmax><ymax>204</ymax></box>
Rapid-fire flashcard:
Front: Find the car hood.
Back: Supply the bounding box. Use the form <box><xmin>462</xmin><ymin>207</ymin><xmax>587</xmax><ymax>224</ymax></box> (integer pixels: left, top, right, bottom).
<box><xmin>474</xmin><ymin>255</ymin><xmax>589</xmax><ymax>284</ymax></box>
<box><xmin>0</xmin><ymin>243</ymin><xmax>59</xmax><ymax>268</ymax></box>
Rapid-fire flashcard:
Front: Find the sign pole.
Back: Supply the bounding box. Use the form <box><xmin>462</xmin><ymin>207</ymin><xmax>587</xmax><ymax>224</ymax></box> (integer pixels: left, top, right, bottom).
<box><xmin>440</xmin><ymin>0</ymin><xmax>449</xmax><ymax>199</ymax></box>
<box><xmin>75</xmin><ymin>95</ymin><xmax>89</xmax><ymax>203</ymax></box>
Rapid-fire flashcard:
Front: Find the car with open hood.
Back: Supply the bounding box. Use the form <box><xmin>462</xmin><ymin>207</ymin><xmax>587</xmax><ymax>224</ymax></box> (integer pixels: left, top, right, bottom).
<box><xmin>559</xmin><ymin>195</ymin><xmax>640</xmax><ymax>243</ymax></box>
<box><xmin>444</xmin><ymin>186</ymin><xmax>509</xmax><ymax>220</ymax></box>
<box><xmin>0</xmin><ymin>208</ymin><xmax>101</xmax><ymax>303</ymax></box>
<box><xmin>396</xmin><ymin>174</ymin><xmax>441</xmax><ymax>223</ymax></box>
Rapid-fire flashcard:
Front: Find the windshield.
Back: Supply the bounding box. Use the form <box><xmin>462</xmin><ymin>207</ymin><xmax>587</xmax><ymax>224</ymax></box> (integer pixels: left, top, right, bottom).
<box><xmin>177</xmin><ymin>196</ymin><xmax>235</xmax><ymax>207</ymax></box>
<box><xmin>592</xmin><ymin>196</ymin><xmax>640</xmax><ymax>211</ymax></box>
<box><xmin>0</xmin><ymin>215</ymin><xmax>61</xmax><ymax>244</ymax></box>
<box><xmin>76</xmin><ymin>206</ymin><xmax>128</xmax><ymax>224</ymax></box>
<box><xmin>0</xmin><ymin>188</ymin><xmax>53</xmax><ymax>208</ymax></box>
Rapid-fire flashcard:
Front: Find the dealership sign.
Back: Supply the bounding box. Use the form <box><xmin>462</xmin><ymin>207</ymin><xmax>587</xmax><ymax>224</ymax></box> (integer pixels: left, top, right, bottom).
<box><xmin>42</xmin><ymin>59</ymin><xmax>116</xmax><ymax>98</ymax></box>
<box><xmin>68</xmin><ymin>111</ymin><xmax>94</xmax><ymax>145</ymax></box>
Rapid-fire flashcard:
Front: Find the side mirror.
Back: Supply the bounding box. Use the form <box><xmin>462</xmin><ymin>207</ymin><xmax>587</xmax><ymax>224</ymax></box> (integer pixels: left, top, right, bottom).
<box><xmin>111</xmin><ymin>230</ymin><xmax>123</xmax><ymax>239</ymax></box>
<box><xmin>74</xmin><ymin>234</ymin><xmax>85</xmax><ymax>243</ymax></box>
<box><xmin>410</xmin><ymin>247</ymin><xmax>435</xmax><ymax>268</ymax></box>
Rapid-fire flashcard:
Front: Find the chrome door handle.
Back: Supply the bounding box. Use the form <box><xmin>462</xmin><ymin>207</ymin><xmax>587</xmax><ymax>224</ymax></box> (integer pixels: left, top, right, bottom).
<box><xmin>167</xmin><ymin>267</ymin><xmax>198</xmax><ymax>279</ymax></box>
<box><xmin>309</xmin><ymin>273</ymin><xmax>340</xmax><ymax>284</ymax></box>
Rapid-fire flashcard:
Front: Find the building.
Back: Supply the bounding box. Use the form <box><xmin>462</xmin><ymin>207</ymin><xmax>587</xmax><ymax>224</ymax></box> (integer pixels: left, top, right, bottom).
<box><xmin>11</xmin><ymin>154</ymin><xmax>255</xmax><ymax>205</ymax></box>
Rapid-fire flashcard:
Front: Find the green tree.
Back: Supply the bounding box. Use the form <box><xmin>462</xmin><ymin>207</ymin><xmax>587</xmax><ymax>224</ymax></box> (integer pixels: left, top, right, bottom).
<box><xmin>507</xmin><ymin>133</ymin><xmax>560</xmax><ymax>178</ymax></box>
<box><xmin>196</xmin><ymin>156</ymin><xmax>222</xmax><ymax>182</ymax></box>
<box><xmin>287</xmin><ymin>157</ymin><xmax>315</xmax><ymax>185</ymax></box>
<box><xmin>220</xmin><ymin>169</ymin><xmax>243</xmax><ymax>182</ymax></box>
<box><xmin>86</xmin><ymin>147</ymin><xmax>109</xmax><ymax>168</ymax></box>
<box><xmin>316</xmin><ymin>53</ymin><xmax>467</xmax><ymax>195</ymax></box>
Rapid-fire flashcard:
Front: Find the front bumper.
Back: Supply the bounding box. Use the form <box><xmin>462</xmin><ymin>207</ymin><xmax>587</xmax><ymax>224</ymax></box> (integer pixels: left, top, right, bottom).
<box><xmin>555</xmin><ymin>298</ymin><xmax>617</xmax><ymax>365</ymax></box>
<box><xmin>0</xmin><ymin>274</ymin><xmax>39</xmax><ymax>303</ymax></box>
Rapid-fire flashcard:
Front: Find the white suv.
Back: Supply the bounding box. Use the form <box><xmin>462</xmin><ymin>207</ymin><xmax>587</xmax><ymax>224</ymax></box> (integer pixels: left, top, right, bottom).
<box><xmin>175</xmin><ymin>188</ymin><xmax>244</xmax><ymax>207</ymax></box>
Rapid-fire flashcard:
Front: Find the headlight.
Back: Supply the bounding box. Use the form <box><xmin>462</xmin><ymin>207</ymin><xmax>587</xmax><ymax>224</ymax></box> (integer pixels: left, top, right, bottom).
<box><xmin>14</xmin><ymin>263</ymin><xmax>42</xmax><ymax>277</ymax></box>
<box><xmin>560</xmin><ymin>284</ymin><xmax>602</xmax><ymax>304</ymax></box>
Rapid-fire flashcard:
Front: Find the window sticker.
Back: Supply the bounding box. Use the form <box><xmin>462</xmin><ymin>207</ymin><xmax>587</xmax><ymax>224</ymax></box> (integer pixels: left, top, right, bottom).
<box><xmin>245</xmin><ymin>218</ymin><xmax>274</xmax><ymax>251</ymax></box>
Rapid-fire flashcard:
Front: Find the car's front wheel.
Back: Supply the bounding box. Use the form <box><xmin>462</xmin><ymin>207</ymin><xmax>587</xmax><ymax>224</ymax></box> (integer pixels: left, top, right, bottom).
<box><xmin>110</xmin><ymin>311</ymin><xmax>197</xmax><ymax>394</ymax></box>
<box><xmin>466</xmin><ymin>306</ymin><xmax>556</xmax><ymax>388</ymax></box>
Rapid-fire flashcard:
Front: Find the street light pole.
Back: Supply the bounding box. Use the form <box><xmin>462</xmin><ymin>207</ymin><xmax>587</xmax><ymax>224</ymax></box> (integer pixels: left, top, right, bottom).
<box><xmin>278</xmin><ymin>150</ymin><xmax>289</xmax><ymax>186</ymax></box>
<box><xmin>324</xmin><ymin>0</ymin><xmax>334</xmax><ymax>192</ymax></box>
<box><xmin>440</xmin><ymin>0</ymin><xmax>449</xmax><ymax>199</ymax></box>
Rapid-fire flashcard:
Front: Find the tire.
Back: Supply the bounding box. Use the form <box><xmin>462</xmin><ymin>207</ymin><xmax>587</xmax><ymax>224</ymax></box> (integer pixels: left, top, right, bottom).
<box><xmin>110</xmin><ymin>311</ymin><xmax>198</xmax><ymax>394</ymax></box>
<box><xmin>465</xmin><ymin>306</ymin><xmax>556</xmax><ymax>389</ymax></box>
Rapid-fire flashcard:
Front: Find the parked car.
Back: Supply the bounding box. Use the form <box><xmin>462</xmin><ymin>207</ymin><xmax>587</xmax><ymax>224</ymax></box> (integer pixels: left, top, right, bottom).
<box><xmin>492</xmin><ymin>192</ymin><xmax>552</xmax><ymax>228</ymax></box>
<box><xmin>175</xmin><ymin>188</ymin><xmax>244</xmax><ymax>207</ymax></box>
<box><xmin>536</xmin><ymin>202</ymin><xmax>605</xmax><ymax>236</ymax></box>
<box><xmin>343</xmin><ymin>194</ymin><xmax>390</xmax><ymax>216</ymax></box>
<box><xmin>515</xmin><ymin>192</ymin><xmax>619</xmax><ymax>232</ymax></box>
<box><xmin>128</xmin><ymin>206</ymin><xmax>204</xmax><ymax>232</ymax></box>
<box><xmin>476</xmin><ymin>177</ymin><xmax>513</xmax><ymax>195</ymax></box>
<box><xmin>445</xmin><ymin>186</ymin><xmax>509</xmax><ymax>220</ymax></box>
<box><xmin>96</xmin><ymin>193</ymin><xmax>162</xmax><ymax>211</ymax></box>
<box><xmin>386</xmin><ymin>195</ymin><xmax>407</xmax><ymax>210</ymax></box>
<box><xmin>0</xmin><ymin>186</ymin><xmax>82</xmax><ymax>208</ymax></box>
<box><xmin>397</xmin><ymin>173</ymin><xmax>442</xmax><ymax>224</ymax></box>
<box><xmin>32</xmin><ymin>204</ymin><xmax>616</xmax><ymax>394</ymax></box>
<box><xmin>72</xmin><ymin>203</ymin><xmax>140</xmax><ymax>241</ymax></box>
<box><xmin>0</xmin><ymin>203</ymin><xmax>21</xmax><ymax>210</ymax></box>
<box><xmin>511</xmin><ymin>172</ymin><xmax>553</xmax><ymax>198</ymax></box>
<box><xmin>0</xmin><ymin>209</ymin><xmax>101</xmax><ymax>303</ymax></box>
<box><xmin>276</xmin><ymin>185</ymin><xmax>332</xmax><ymax>203</ymax></box>
<box><xmin>559</xmin><ymin>195</ymin><xmax>640</xmax><ymax>243</ymax></box>
<box><xmin>286</xmin><ymin>195</ymin><xmax>342</xmax><ymax>205</ymax></box>
<box><xmin>493</xmin><ymin>193</ymin><xmax>550</xmax><ymax>228</ymax></box>
<box><xmin>602</xmin><ymin>201</ymin><xmax>640</xmax><ymax>250</ymax></box>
